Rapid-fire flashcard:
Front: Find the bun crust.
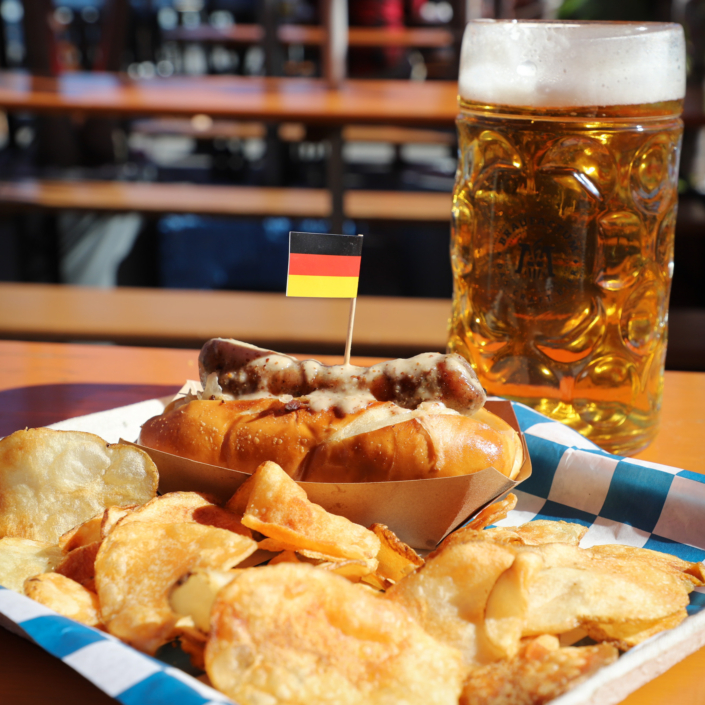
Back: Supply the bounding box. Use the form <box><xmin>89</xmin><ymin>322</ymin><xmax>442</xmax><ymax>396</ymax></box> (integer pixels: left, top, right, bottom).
<box><xmin>139</xmin><ymin>398</ymin><xmax>522</xmax><ymax>483</ymax></box>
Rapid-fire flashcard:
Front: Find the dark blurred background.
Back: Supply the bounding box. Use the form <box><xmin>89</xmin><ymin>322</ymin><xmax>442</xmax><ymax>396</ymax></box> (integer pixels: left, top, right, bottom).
<box><xmin>0</xmin><ymin>0</ymin><xmax>703</xmax><ymax>365</ymax></box>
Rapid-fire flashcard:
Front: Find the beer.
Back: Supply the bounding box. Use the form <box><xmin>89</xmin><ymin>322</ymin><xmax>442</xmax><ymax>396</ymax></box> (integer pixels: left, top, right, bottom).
<box><xmin>449</xmin><ymin>22</ymin><xmax>685</xmax><ymax>455</ymax></box>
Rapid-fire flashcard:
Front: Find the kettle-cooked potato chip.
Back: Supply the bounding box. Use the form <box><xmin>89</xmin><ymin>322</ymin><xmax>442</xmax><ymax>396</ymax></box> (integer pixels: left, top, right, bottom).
<box><xmin>584</xmin><ymin>610</ymin><xmax>688</xmax><ymax>650</ymax></box>
<box><xmin>170</xmin><ymin>569</ymin><xmax>240</xmax><ymax>633</ymax></box>
<box><xmin>101</xmin><ymin>505</ymin><xmax>138</xmax><ymax>538</ymax></box>
<box><xmin>520</xmin><ymin>543</ymin><xmax>692</xmax><ymax>639</ymax></box>
<box><xmin>483</xmin><ymin>551</ymin><xmax>544</xmax><ymax>660</ymax></box>
<box><xmin>55</xmin><ymin>541</ymin><xmax>101</xmax><ymax>589</ymax></box>
<box><xmin>439</xmin><ymin>519</ymin><xmax>587</xmax><ymax>552</ymax></box>
<box><xmin>370</xmin><ymin>523</ymin><xmax>424</xmax><ymax>583</ymax></box>
<box><xmin>587</xmin><ymin>543</ymin><xmax>705</xmax><ymax>587</ymax></box>
<box><xmin>465</xmin><ymin>494</ymin><xmax>518</xmax><ymax>532</ymax></box>
<box><xmin>460</xmin><ymin>635</ymin><xmax>618</xmax><ymax>705</ymax></box>
<box><xmin>0</xmin><ymin>429</ymin><xmax>158</xmax><ymax>543</ymax></box>
<box><xmin>115</xmin><ymin>491</ymin><xmax>251</xmax><ymax>537</ymax></box>
<box><xmin>386</xmin><ymin>540</ymin><xmax>517</xmax><ymax>667</ymax></box>
<box><xmin>0</xmin><ymin>537</ymin><xmax>63</xmax><ymax>592</ymax></box>
<box><xmin>58</xmin><ymin>513</ymin><xmax>103</xmax><ymax>553</ymax></box>
<box><xmin>24</xmin><ymin>572</ymin><xmax>102</xmax><ymax>628</ymax></box>
<box><xmin>512</xmin><ymin>520</ymin><xmax>588</xmax><ymax>547</ymax></box>
<box><xmin>96</xmin><ymin>521</ymin><xmax>257</xmax><ymax>653</ymax></box>
<box><xmin>239</xmin><ymin>461</ymin><xmax>380</xmax><ymax>561</ymax></box>
<box><xmin>205</xmin><ymin>563</ymin><xmax>465</xmax><ymax>705</ymax></box>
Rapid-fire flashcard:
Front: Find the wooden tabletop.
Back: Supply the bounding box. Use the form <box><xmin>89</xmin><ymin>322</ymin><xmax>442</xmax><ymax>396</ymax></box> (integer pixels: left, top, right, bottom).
<box><xmin>0</xmin><ymin>72</ymin><xmax>458</xmax><ymax>126</ymax></box>
<box><xmin>0</xmin><ymin>340</ymin><xmax>704</xmax><ymax>704</ymax></box>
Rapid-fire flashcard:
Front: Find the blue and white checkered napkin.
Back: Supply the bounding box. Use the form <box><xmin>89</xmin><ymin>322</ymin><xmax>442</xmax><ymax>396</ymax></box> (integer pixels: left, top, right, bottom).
<box><xmin>499</xmin><ymin>401</ymin><xmax>705</xmax><ymax>617</ymax></box>
<box><xmin>1</xmin><ymin>400</ymin><xmax>704</xmax><ymax>704</ymax></box>
<box><xmin>0</xmin><ymin>588</ymin><xmax>235</xmax><ymax>705</ymax></box>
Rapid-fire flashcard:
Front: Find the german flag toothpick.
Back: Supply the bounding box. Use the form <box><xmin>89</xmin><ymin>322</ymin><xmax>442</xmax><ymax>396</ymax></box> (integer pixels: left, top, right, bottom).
<box><xmin>287</xmin><ymin>232</ymin><xmax>363</xmax><ymax>299</ymax></box>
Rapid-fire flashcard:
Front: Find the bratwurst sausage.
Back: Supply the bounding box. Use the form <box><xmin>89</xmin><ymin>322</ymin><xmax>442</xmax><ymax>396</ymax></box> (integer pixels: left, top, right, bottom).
<box><xmin>198</xmin><ymin>338</ymin><xmax>486</xmax><ymax>415</ymax></box>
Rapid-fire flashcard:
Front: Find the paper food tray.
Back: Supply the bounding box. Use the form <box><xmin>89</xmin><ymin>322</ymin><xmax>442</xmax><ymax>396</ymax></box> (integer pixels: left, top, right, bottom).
<box><xmin>128</xmin><ymin>385</ymin><xmax>531</xmax><ymax>550</ymax></box>
<box><xmin>0</xmin><ymin>396</ymin><xmax>702</xmax><ymax>705</ymax></box>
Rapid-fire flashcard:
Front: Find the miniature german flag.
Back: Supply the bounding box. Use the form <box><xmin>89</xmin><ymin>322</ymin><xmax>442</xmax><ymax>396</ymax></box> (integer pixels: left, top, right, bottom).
<box><xmin>287</xmin><ymin>232</ymin><xmax>363</xmax><ymax>298</ymax></box>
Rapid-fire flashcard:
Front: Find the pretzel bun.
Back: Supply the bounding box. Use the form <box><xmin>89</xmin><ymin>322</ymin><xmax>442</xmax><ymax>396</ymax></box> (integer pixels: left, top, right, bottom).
<box><xmin>139</xmin><ymin>398</ymin><xmax>522</xmax><ymax>483</ymax></box>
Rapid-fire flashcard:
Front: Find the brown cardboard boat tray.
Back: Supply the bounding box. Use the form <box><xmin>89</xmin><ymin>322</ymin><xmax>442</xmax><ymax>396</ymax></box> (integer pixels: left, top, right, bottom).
<box><xmin>129</xmin><ymin>399</ymin><xmax>531</xmax><ymax>551</ymax></box>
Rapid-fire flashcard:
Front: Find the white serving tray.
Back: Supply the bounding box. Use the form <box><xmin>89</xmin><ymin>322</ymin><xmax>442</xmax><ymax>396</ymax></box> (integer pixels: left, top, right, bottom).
<box><xmin>0</xmin><ymin>397</ymin><xmax>698</xmax><ymax>704</ymax></box>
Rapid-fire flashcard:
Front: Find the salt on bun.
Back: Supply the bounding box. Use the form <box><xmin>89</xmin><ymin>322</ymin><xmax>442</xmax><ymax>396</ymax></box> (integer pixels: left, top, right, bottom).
<box><xmin>139</xmin><ymin>397</ymin><xmax>523</xmax><ymax>483</ymax></box>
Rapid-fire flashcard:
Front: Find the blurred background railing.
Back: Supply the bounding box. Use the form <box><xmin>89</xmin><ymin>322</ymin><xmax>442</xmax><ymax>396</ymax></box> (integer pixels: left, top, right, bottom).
<box><xmin>0</xmin><ymin>0</ymin><xmax>703</xmax><ymax>367</ymax></box>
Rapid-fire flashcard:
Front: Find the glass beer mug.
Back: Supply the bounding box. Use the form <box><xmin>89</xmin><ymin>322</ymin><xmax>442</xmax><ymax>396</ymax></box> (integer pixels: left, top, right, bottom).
<box><xmin>449</xmin><ymin>21</ymin><xmax>685</xmax><ymax>455</ymax></box>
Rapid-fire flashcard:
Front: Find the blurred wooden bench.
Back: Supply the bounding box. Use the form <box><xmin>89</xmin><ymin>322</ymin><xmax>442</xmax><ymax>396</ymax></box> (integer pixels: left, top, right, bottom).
<box><xmin>1</xmin><ymin>283</ymin><xmax>701</xmax><ymax>367</ymax></box>
<box><xmin>0</xmin><ymin>180</ymin><xmax>451</xmax><ymax>221</ymax></box>
<box><xmin>162</xmin><ymin>24</ymin><xmax>454</xmax><ymax>49</ymax></box>
<box><xmin>0</xmin><ymin>283</ymin><xmax>451</xmax><ymax>357</ymax></box>
<box><xmin>129</xmin><ymin>119</ymin><xmax>455</xmax><ymax>146</ymax></box>
<box><xmin>0</xmin><ymin>71</ymin><xmax>457</xmax><ymax>231</ymax></box>
<box><xmin>0</xmin><ymin>72</ymin><xmax>458</xmax><ymax>127</ymax></box>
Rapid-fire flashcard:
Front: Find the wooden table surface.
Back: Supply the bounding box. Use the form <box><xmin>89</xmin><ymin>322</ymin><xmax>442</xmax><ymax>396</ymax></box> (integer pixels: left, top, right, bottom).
<box><xmin>0</xmin><ymin>340</ymin><xmax>704</xmax><ymax>705</ymax></box>
<box><xmin>0</xmin><ymin>72</ymin><xmax>459</xmax><ymax>126</ymax></box>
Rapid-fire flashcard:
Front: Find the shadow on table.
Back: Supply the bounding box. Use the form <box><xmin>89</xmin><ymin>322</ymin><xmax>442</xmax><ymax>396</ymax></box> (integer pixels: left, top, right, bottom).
<box><xmin>0</xmin><ymin>383</ymin><xmax>179</xmax><ymax>438</ymax></box>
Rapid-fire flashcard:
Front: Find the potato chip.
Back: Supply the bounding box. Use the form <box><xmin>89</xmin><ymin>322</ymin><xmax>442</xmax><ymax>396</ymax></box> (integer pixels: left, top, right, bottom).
<box><xmin>236</xmin><ymin>549</ymin><xmax>278</xmax><ymax>568</ymax></box>
<box><xmin>297</xmin><ymin>547</ymin><xmax>376</xmax><ymax>567</ymax></box>
<box><xmin>521</xmin><ymin>543</ymin><xmax>693</xmax><ymax>639</ymax></box>
<box><xmin>370</xmin><ymin>523</ymin><xmax>424</xmax><ymax>583</ymax></box>
<box><xmin>439</xmin><ymin>519</ymin><xmax>587</xmax><ymax>552</ymax></box>
<box><xmin>513</xmin><ymin>520</ymin><xmax>588</xmax><ymax>546</ymax></box>
<box><xmin>101</xmin><ymin>505</ymin><xmax>138</xmax><ymax>538</ymax></box>
<box><xmin>465</xmin><ymin>494</ymin><xmax>518</xmax><ymax>532</ymax></box>
<box><xmin>256</xmin><ymin>537</ymin><xmax>302</xmax><ymax>553</ymax></box>
<box><xmin>483</xmin><ymin>551</ymin><xmax>544</xmax><ymax>660</ymax></box>
<box><xmin>0</xmin><ymin>537</ymin><xmax>63</xmax><ymax>592</ymax></box>
<box><xmin>117</xmin><ymin>491</ymin><xmax>250</xmax><ymax>537</ymax></box>
<box><xmin>223</xmin><ymin>472</ymin><xmax>257</xmax><ymax>518</ymax></box>
<box><xmin>304</xmin><ymin>556</ymin><xmax>378</xmax><ymax>581</ymax></box>
<box><xmin>170</xmin><ymin>569</ymin><xmax>240</xmax><ymax>633</ymax></box>
<box><xmin>267</xmin><ymin>550</ymin><xmax>301</xmax><ymax>565</ymax></box>
<box><xmin>386</xmin><ymin>540</ymin><xmax>516</xmax><ymax>667</ymax></box>
<box><xmin>241</xmin><ymin>461</ymin><xmax>380</xmax><ymax>561</ymax></box>
<box><xmin>58</xmin><ymin>513</ymin><xmax>103</xmax><ymax>552</ymax></box>
<box><xmin>24</xmin><ymin>573</ymin><xmax>102</xmax><ymax>628</ymax></box>
<box><xmin>317</xmin><ymin>560</ymin><xmax>374</xmax><ymax>579</ymax></box>
<box><xmin>95</xmin><ymin>521</ymin><xmax>257</xmax><ymax>653</ymax></box>
<box><xmin>460</xmin><ymin>636</ymin><xmax>618</xmax><ymax>705</ymax></box>
<box><xmin>588</xmin><ymin>543</ymin><xmax>705</xmax><ymax>587</ymax></box>
<box><xmin>437</xmin><ymin>526</ymin><xmax>522</xmax><ymax>551</ymax></box>
<box><xmin>205</xmin><ymin>563</ymin><xmax>465</xmax><ymax>705</ymax></box>
<box><xmin>264</xmin><ymin>545</ymin><xmax>378</xmax><ymax>581</ymax></box>
<box><xmin>360</xmin><ymin>573</ymin><xmax>391</xmax><ymax>591</ymax></box>
<box><xmin>55</xmin><ymin>541</ymin><xmax>101</xmax><ymax>589</ymax></box>
<box><xmin>584</xmin><ymin>609</ymin><xmax>689</xmax><ymax>650</ymax></box>
<box><xmin>0</xmin><ymin>429</ymin><xmax>158</xmax><ymax>543</ymax></box>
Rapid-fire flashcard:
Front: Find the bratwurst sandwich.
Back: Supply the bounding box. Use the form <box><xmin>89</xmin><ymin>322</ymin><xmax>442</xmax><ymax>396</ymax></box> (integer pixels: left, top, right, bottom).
<box><xmin>139</xmin><ymin>338</ymin><xmax>523</xmax><ymax>483</ymax></box>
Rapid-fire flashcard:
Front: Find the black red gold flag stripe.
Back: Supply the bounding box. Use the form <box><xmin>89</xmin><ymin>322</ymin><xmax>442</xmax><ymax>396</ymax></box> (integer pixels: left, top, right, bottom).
<box><xmin>287</xmin><ymin>232</ymin><xmax>363</xmax><ymax>298</ymax></box>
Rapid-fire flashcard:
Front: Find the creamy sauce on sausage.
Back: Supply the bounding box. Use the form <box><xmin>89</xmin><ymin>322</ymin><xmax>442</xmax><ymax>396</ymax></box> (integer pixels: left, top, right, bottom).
<box><xmin>304</xmin><ymin>389</ymin><xmax>377</xmax><ymax>415</ymax></box>
<box><xmin>198</xmin><ymin>339</ymin><xmax>487</xmax><ymax>415</ymax></box>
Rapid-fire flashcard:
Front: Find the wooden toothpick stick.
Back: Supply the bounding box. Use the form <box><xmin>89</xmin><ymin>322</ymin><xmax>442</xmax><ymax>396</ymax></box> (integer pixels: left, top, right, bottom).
<box><xmin>343</xmin><ymin>233</ymin><xmax>363</xmax><ymax>366</ymax></box>
<box><xmin>344</xmin><ymin>296</ymin><xmax>357</xmax><ymax>366</ymax></box>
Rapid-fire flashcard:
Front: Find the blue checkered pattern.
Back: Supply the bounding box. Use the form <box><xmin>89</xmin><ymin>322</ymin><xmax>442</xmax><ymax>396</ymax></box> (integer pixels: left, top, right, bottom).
<box><xmin>1</xmin><ymin>400</ymin><xmax>704</xmax><ymax>703</ymax></box>
<box><xmin>0</xmin><ymin>587</ymin><xmax>234</xmax><ymax>705</ymax></box>
<box><xmin>501</xmin><ymin>401</ymin><xmax>705</xmax><ymax>618</ymax></box>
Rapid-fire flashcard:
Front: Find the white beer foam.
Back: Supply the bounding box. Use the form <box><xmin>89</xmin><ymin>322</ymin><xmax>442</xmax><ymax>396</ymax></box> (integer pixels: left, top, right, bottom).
<box><xmin>459</xmin><ymin>21</ymin><xmax>685</xmax><ymax>108</ymax></box>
